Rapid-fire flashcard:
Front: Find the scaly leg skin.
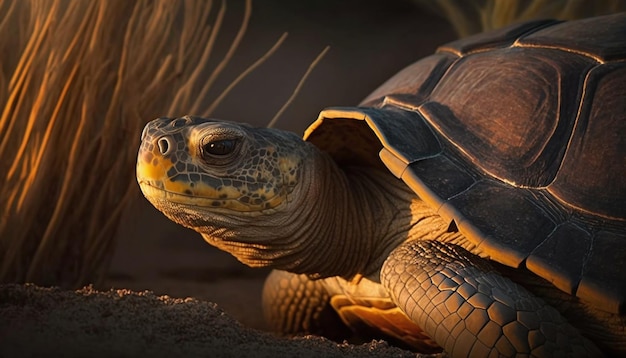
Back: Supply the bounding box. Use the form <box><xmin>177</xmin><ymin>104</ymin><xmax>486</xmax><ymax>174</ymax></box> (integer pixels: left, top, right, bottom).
<box><xmin>381</xmin><ymin>240</ymin><xmax>603</xmax><ymax>357</ymax></box>
<box><xmin>262</xmin><ymin>269</ymin><xmax>351</xmax><ymax>340</ymax></box>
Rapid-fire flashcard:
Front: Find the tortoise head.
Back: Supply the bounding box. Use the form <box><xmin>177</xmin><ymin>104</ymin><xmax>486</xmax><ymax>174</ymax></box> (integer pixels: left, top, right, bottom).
<box><xmin>137</xmin><ymin>116</ymin><xmax>316</xmax><ymax>266</ymax></box>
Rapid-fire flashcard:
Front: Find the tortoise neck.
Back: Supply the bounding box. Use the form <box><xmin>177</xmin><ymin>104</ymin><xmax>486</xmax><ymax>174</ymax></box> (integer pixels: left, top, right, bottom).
<box><xmin>197</xmin><ymin>141</ymin><xmax>456</xmax><ymax>279</ymax></box>
<box><xmin>195</xmin><ymin>141</ymin><xmax>457</xmax><ymax>280</ymax></box>
<box><xmin>282</xmin><ymin>151</ymin><xmax>418</xmax><ymax>279</ymax></box>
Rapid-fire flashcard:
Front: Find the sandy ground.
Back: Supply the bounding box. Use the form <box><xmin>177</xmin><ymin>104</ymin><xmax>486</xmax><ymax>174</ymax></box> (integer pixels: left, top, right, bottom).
<box><xmin>0</xmin><ymin>1</ymin><xmax>455</xmax><ymax>357</ymax></box>
<box><xmin>0</xmin><ymin>284</ymin><xmax>440</xmax><ymax>358</ymax></box>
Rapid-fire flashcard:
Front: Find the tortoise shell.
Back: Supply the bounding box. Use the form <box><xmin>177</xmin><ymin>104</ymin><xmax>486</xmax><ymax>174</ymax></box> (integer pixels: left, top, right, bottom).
<box><xmin>304</xmin><ymin>13</ymin><xmax>626</xmax><ymax>314</ymax></box>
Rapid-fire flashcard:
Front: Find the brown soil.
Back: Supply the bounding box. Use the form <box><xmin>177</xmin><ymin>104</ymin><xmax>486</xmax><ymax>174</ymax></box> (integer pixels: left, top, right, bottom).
<box><xmin>0</xmin><ymin>284</ymin><xmax>435</xmax><ymax>357</ymax></box>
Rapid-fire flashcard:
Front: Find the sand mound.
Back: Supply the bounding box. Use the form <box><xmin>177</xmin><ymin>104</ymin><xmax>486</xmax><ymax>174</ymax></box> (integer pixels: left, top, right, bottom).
<box><xmin>0</xmin><ymin>284</ymin><xmax>435</xmax><ymax>358</ymax></box>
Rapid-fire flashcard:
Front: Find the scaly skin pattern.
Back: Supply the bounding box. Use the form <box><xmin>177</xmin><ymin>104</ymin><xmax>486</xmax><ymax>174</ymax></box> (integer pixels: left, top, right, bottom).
<box><xmin>381</xmin><ymin>241</ymin><xmax>602</xmax><ymax>357</ymax></box>
<box><xmin>137</xmin><ymin>116</ymin><xmax>621</xmax><ymax>357</ymax></box>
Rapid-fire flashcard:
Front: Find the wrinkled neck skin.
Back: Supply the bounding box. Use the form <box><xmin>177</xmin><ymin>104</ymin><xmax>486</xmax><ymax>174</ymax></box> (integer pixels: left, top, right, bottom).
<box><xmin>192</xmin><ymin>143</ymin><xmax>455</xmax><ymax>281</ymax></box>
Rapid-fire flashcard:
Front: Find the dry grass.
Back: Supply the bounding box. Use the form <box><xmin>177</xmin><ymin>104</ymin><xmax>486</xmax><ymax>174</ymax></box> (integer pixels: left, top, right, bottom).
<box><xmin>0</xmin><ymin>0</ymin><xmax>288</xmax><ymax>288</ymax></box>
<box><xmin>414</xmin><ymin>0</ymin><xmax>626</xmax><ymax>37</ymax></box>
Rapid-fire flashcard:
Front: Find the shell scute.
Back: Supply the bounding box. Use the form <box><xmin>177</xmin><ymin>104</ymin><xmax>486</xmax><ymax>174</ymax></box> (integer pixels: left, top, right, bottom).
<box><xmin>517</xmin><ymin>14</ymin><xmax>626</xmax><ymax>61</ymax></box>
<box><xmin>548</xmin><ymin>63</ymin><xmax>626</xmax><ymax>220</ymax></box>
<box><xmin>422</xmin><ymin>47</ymin><xmax>594</xmax><ymax>187</ymax></box>
<box><xmin>577</xmin><ymin>231</ymin><xmax>626</xmax><ymax>313</ymax></box>
<box><xmin>438</xmin><ymin>19</ymin><xmax>560</xmax><ymax>56</ymax></box>
<box><xmin>526</xmin><ymin>223</ymin><xmax>592</xmax><ymax>295</ymax></box>
<box><xmin>364</xmin><ymin>107</ymin><xmax>441</xmax><ymax>166</ymax></box>
<box><xmin>404</xmin><ymin>155</ymin><xmax>476</xmax><ymax>210</ymax></box>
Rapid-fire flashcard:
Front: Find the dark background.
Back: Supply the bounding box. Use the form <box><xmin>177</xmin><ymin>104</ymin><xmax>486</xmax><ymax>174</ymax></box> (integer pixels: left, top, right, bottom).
<box><xmin>108</xmin><ymin>0</ymin><xmax>455</xmax><ymax>330</ymax></box>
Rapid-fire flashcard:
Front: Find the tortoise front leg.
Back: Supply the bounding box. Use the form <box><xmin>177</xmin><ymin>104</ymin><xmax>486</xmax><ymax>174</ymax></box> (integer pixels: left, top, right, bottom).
<box><xmin>381</xmin><ymin>240</ymin><xmax>602</xmax><ymax>357</ymax></box>
<box><xmin>262</xmin><ymin>269</ymin><xmax>351</xmax><ymax>340</ymax></box>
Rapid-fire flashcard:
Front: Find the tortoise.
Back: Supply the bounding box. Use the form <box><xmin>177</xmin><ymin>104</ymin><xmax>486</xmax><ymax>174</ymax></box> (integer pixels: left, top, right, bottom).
<box><xmin>136</xmin><ymin>13</ymin><xmax>626</xmax><ymax>357</ymax></box>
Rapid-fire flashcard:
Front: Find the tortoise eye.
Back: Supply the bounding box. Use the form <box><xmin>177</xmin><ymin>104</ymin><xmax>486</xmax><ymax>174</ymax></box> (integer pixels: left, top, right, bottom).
<box><xmin>202</xmin><ymin>139</ymin><xmax>238</xmax><ymax>156</ymax></box>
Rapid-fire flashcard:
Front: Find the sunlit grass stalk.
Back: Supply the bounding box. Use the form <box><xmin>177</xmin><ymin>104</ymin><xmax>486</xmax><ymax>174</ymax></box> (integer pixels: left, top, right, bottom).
<box><xmin>267</xmin><ymin>45</ymin><xmax>330</xmax><ymax>128</ymax></box>
<box><xmin>0</xmin><ymin>0</ymin><xmax>289</xmax><ymax>287</ymax></box>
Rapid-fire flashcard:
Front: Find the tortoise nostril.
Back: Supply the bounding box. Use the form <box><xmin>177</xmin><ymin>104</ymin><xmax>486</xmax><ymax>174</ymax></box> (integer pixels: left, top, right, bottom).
<box><xmin>172</xmin><ymin>117</ymin><xmax>190</xmax><ymax>127</ymax></box>
<box><xmin>157</xmin><ymin>137</ymin><xmax>171</xmax><ymax>155</ymax></box>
